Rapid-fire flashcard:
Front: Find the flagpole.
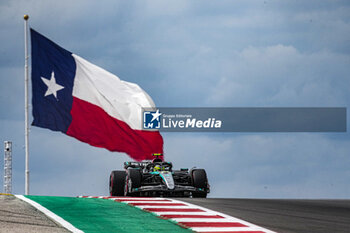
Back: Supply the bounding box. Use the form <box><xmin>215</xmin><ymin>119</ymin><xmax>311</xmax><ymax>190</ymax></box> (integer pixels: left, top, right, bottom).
<box><xmin>24</xmin><ymin>14</ymin><xmax>30</xmax><ymax>195</ymax></box>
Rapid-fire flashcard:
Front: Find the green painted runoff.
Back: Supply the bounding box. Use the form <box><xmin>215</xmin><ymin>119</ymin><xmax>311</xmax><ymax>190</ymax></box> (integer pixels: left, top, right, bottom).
<box><xmin>26</xmin><ymin>196</ymin><xmax>193</xmax><ymax>233</ymax></box>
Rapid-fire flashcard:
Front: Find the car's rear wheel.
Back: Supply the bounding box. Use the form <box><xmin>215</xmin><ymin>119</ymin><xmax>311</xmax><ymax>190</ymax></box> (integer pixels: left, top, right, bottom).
<box><xmin>110</xmin><ymin>170</ymin><xmax>126</xmax><ymax>196</ymax></box>
<box><xmin>191</xmin><ymin>169</ymin><xmax>208</xmax><ymax>198</ymax></box>
<box><xmin>125</xmin><ymin>169</ymin><xmax>142</xmax><ymax>196</ymax></box>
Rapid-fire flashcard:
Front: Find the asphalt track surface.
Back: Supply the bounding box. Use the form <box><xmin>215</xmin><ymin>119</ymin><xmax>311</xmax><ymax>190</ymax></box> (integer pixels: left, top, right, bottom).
<box><xmin>0</xmin><ymin>195</ymin><xmax>69</xmax><ymax>233</ymax></box>
<box><xmin>177</xmin><ymin>198</ymin><xmax>350</xmax><ymax>233</ymax></box>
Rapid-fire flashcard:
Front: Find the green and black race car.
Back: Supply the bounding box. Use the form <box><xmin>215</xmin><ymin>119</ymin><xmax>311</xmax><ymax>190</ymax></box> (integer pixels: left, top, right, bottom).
<box><xmin>109</xmin><ymin>154</ymin><xmax>209</xmax><ymax>198</ymax></box>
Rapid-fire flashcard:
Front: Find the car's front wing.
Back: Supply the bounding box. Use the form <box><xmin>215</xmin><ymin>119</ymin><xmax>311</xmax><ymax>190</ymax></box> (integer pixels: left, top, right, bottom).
<box><xmin>131</xmin><ymin>184</ymin><xmax>208</xmax><ymax>194</ymax></box>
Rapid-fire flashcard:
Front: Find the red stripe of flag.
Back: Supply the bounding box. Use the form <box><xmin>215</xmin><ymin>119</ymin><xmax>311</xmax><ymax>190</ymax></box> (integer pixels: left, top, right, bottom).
<box><xmin>178</xmin><ymin>222</ymin><xmax>247</xmax><ymax>227</ymax></box>
<box><xmin>144</xmin><ymin>208</ymin><xmax>204</xmax><ymax>212</ymax></box>
<box><xmin>67</xmin><ymin>97</ymin><xmax>163</xmax><ymax>161</ymax></box>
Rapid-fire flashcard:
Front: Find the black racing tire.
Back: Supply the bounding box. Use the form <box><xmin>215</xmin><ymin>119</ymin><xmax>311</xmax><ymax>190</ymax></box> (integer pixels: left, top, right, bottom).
<box><xmin>191</xmin><ymin>169</ymin><xmax>208</xmax><ymax>198</ymax></box>
<box><xmin>125</xmin><ymin>169</ymin><xmax>142</xmax><ymax>196</ymax></box>
<box><xmin>109</xmin><ymin>170</ymin><xmax>126</xmax><ymax>196</ymax></box>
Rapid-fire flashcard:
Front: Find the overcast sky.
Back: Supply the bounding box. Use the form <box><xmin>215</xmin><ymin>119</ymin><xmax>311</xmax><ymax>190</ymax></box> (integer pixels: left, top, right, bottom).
<box><xmin>1</xmin><ymin>0</ymin><xmax>349</xmax><ymax>198</ymax></box>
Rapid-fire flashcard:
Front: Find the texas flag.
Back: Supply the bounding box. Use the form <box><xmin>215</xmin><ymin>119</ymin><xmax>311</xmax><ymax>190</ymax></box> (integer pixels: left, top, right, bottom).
<box><xmin>30</xmin><ymin>29</ymin><xmax>163</xmax><ymax>161</ymax></box>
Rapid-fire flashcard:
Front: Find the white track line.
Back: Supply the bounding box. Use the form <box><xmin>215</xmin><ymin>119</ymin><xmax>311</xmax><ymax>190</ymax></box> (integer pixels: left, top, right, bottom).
<box><xmin>16</xmin><ymin>195</ymin><xmax>84</xmax><ymax>233</ymax></box>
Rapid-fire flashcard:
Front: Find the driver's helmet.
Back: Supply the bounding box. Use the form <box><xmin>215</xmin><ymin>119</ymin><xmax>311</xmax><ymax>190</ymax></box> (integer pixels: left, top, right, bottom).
<box><xmin>154</xmin><ymin>165</ymin><xmax>161</xmax><ymax>172</ymax></box>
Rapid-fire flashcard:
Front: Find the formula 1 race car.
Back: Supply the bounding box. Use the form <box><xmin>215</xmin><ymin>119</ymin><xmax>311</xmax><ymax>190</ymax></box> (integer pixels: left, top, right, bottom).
<box><xmin>109</xmin><ymin>154</ymin><xmax>209</xmax><ymax>197</ymax></box>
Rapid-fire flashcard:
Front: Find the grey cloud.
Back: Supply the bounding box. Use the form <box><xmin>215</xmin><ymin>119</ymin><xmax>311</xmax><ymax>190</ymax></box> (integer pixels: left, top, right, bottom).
<box><xmin>206</xmin><ymin>45</ymin><xmax>350</xmax><ymax>107</ymax></box>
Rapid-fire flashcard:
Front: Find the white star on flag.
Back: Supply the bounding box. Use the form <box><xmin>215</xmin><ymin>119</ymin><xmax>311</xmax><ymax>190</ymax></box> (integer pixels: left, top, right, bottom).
<box><xmin>41</xmin><ymin>71</ymin><xmax>64</xmax><ymax>99</ymax></box>
<box><xmin>151</xmin><ymin>109</ymin><xmax>162</xmax><ymax>122</ymax></box>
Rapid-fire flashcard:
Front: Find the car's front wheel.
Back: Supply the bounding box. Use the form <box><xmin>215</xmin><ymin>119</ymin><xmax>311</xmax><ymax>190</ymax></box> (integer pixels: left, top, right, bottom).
<box><xmin>191</xmin><ymin>169</ymin><xmax>208</xmax><ymax>198</ymax></box>
<box><xmin>125</xmin><ymin>168</ymin><xmax>142</xmax><ymax>196</ymax></box>
<box><xmin>109</xmin><ymin>170</ymin><xmax>126</xmax><ymax>196</ymax></box>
